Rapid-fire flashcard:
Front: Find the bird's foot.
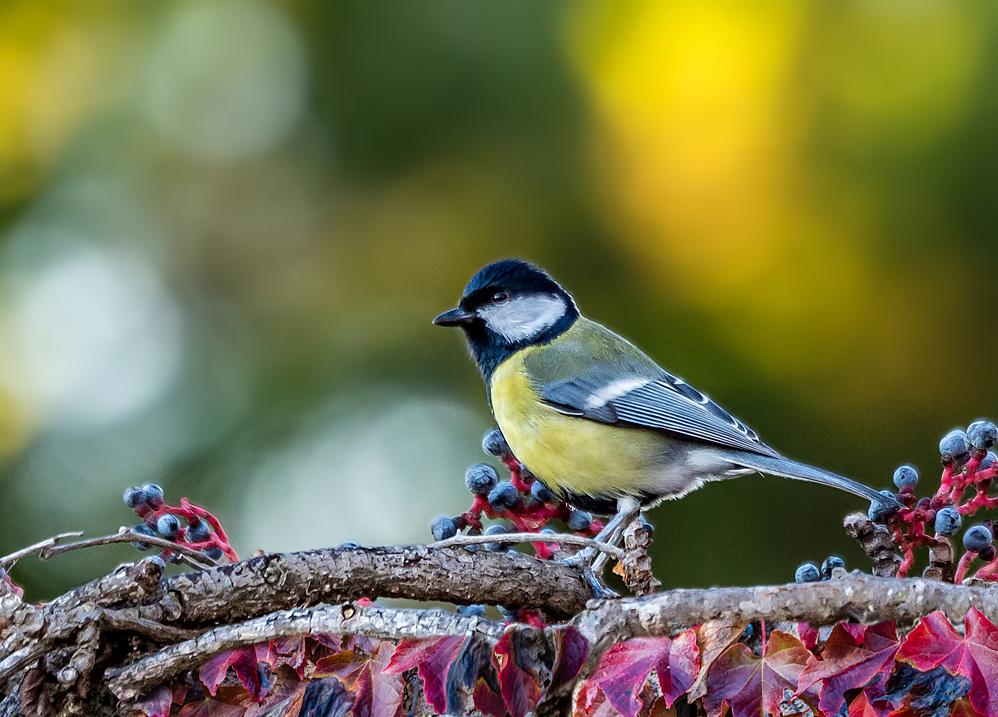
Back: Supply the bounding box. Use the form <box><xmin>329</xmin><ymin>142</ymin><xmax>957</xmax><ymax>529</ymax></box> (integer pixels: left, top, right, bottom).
<box><xmin>558</xmin><ymin>549</ymin><xmax>618</xmax><ymax>599</ymax></box>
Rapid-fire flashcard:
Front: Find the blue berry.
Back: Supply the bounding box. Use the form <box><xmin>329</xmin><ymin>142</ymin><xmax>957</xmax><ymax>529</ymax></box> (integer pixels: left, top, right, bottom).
<box><xmin>204</xmin><ymin>546</ymin><xmax>224</xmax><ymax>561</ymax></box>
<box><xmin>457</xmin><ymin>604</ymin><xmax>487</xmax><ymax>618</ymax></box>
<box><xmin>530</xmin><ymin>481</ymin><xmax>555</xmax><ymax>504</ymax></box>
<box><xmin>483</xmin><ymin>524</ymin><xmax>509</xmax><ymax>552</ymax></box>
<box><xmin>935</xmin><ymin>506</ymin><xmax>962</xmax><ymax>536</ymax></box>
<box><xmin>156</xmin><ymin>514</ymin><xmax>180</xmax><ymax>540</ymax></box>
<box><xmin>981</xmin><ymin>452</ymin><xmax>997</xmax><ymax>471</ymax></box>
<box><xmin>820</xmin><ymin>556</ymin><xmax>845</xmax><ymax>580</ymax></box>
<box><xmin>567</xmin><ymin>511</ymin><xmax>592</xmax><ymax>532</ymax></box>
<box><xmin>123</xmin><ymin>486</ymin><xmax>148</xmax><ymax>509</ymax></box>
<box><xmin>129</xmin><ymin>524</ymin><xmax>156</xmax><ymax>550</ymax></box>
<box><xmin>465</xmin><ymin>464</ymin><xmax>499</xmax><ymax>497</ymax></box>
<box><xmin>142</xmin><ymin>484</ymin><xmax>165</xmax><ymax>508</ymax></box>
<box><xmin>488</xmin><ymin>481</ymin><xmax>520</xmax><ymax>512</ymax></box>
<box><xmin>430</xmin><ymin>515</ymin><xmax>458</xmax><ymax>541</ymax></box>
<box><xmin>795</xmin><ymin>563</ymin><xmax>821</xmax><ymax>583</ymax></box>
<box><xmin>893</xmin><ymin>465</ymin><xmax>919</xmax><ymax>490</ymax></box>
<box><xmin>868</xmin><ymin>491</ymin><xmax>900</xmax><ymax>523</ymax></box>
<box><xmin>968</xmin><ymin>420</ymin><xmax>998</xmax><ymax>451</ymax></box>
<box><xmin>482</xmin><ymin>430</ymin><xmax>512</xmax><ymax>459</ymax></box>
<box><xmin>940</xmin><ymin>430</ymin><xmax>971</xmax><ymax>465</ymax></box>
<box><xmin>187</xmin><ymin>521</ymin><xmax>211</xmax><ymax>543</ymax></box>
<box><xmin>964</xmin><ymin>524</ymin><xmax>994</xmax><ymax>552</ymax></box>
<box><xmin>640</xmin><ymin>517</ymin><xmax>654</xmax><ymax>535</ymax></box>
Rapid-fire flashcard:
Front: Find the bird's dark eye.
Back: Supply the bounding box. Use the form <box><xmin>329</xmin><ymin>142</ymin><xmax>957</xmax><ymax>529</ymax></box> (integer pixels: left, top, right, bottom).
<box><xmin>491</xmin><ymin>290</ymin><xmax>509</xmax><ymax>303</ymax></box>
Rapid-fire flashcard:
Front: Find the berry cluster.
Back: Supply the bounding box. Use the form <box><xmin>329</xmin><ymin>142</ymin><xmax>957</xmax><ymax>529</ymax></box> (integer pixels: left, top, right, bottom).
<box><xmin>865</xmin><ymin>419</ymin><xmax>998</xmax><ymax>581</ymax></box>
<box><xmin>123</xmin><ymin>484</ymin><xmax>238</xmax><ymax>564</ymax></box>
<box><xmin>794</xmin><ymin>555</ymin><xmax>845</xmax><ymax>583</ymax></box>
<box><xmin>430</xmin><ymin>430</ymin><xmax>604</xmax><ymax>560</ymax></box>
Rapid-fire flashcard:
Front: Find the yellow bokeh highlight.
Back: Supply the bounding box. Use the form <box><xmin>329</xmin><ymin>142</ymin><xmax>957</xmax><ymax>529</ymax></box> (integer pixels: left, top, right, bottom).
<box><xmin>0</xmin><ymin>0</ymin><xmax>128</xmax><ymax>202</ymax></box>
<box><xmin>565</xmin><ymin>0</ymin><xmax>979</xmax><ymax>385</ymax></box>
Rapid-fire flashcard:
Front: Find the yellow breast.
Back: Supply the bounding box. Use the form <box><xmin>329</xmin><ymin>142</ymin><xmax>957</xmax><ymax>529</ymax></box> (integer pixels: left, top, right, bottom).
<box><xmin>488</xmin><ymin>347</ymin><xmax>665</xmax><ymax>499</ymax></box>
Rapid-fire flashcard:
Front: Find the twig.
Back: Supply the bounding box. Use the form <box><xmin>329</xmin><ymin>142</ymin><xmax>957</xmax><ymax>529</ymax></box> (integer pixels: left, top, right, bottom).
<box><xmin>107</xmin><ymin>602</ymin><xmax>504</xmax><ymax>702</ymax></box>
<box><xmin>39</xmin><ymin>528</ymin><xmax>217</xmax><ymax>570</ymax></box>
<box><xmin>428</xmin><ymin>531</ymin><xmax>626</xmax><ymax>562</ymax></box>
<box><xmin>99</xmin><ymin>609</ymin><xmax>202</xmax><ymax>643</ymax></box>
<box><xmin>0</xmin><ymin>532</ymin><xmax>84</xmax><ymax>567</ymax></box>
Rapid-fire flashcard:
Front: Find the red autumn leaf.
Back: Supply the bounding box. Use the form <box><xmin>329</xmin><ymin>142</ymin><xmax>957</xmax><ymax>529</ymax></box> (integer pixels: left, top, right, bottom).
<box><xmin>689</xmin><ymin>621</ymin><xmax>749</xmax><ymax>701</ymax></box>
<box><xmin>897</xmin><ymin>608</ymin><xmax>998</xmax><ymax>717</ymax></box>
<box><xmin>551</xmin><ymin>626</ymin><xmax>590</xmax><ymax>690</ymax></box>
<box><xmin>272</xmin><ymin>637</ymin><xmax>305</xmax><ymax>671</ymax></box>
<box><xmin>200</xmin><ymin>646</ymin><xmax>265</xmax><ymax>702</ymax></box>
<box><xmin>178</xmin><ymin>686</ymin><xmax>255</xmax><ymax>717</ymax></box>
<box><xmin>134</xmin><ymin>684</ymin><xmax>175</xmax><ymax>717</ymax></box>
<box><xmin>298</xmin><ymin>676</ymin><xmax>356</xmax><ymax>717</ymax></box>
<box><xmin>314</xmin><ymin>641</ymin><xmax>404</xmax><ymax>717</ymax></box>
<box><xmin>312</xmin><ymin>634</ymin><xmax>344</xmax><ymax>651</ymax></box>
<box><xmin>254</xmin><ymin>640</ymin><xmax>284</xmax><ymax>668</ymax></box>
<box><xmin>384</xmin><ymin>635</ymin><xmax>467</xmax><ymax>714</ymax></box>
<box><xmin>474</xmin><ymin>677</ymin><xmax>507</xmax><ymax>717</ymax></box>
<box><xmin>703</xmin><ymin>630</ymin><xmax>813</xmax><ymax>717</ymax></box>
<box><xmin>798</xmin><ymin>623</ymin><xmax>820</xmax><ymax>653</ymax></box>
<box><xmin>952</xmin><ymin>698</ymin><xmax>988</xmax><ymax>717</ymax></box>
<box><xmin>244</xmin><ymin>667</ymin><xmax>309</xmax><ymax>717</ymax></box>
<box><xmin>796</xmin><ymin>622</ymin><xmax>900</xmax><ymax>716</ymax></box>
<box><xmin>456</xmin><ymin>635</ymin><xmax>504</xmax><ymax>717</ymax></box>
<box><xmin>494</xmin><ymin>626</ymin><xmax>549</xmax><ymax>717</ymax></box>
<box><xmin>848</xmin><ymin>691</ymin><xmax>882</xmax><ymax>717</ymax></box>
<box><xmin>581</xmin><ymin>630</ymin><xmax>699</xmax><ymax>717</ymax></box>
<box><xmin>576</xmin><ymin>691</ymin><xmax>625</xmax><ymax>717</ymax></box>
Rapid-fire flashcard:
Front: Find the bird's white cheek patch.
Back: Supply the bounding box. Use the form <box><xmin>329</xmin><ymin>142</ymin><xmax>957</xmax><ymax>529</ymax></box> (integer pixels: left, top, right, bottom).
<box><xmin>479</xmin><ymin>294</ymin><xmax>566</xmax><ymax>343</ymax></box>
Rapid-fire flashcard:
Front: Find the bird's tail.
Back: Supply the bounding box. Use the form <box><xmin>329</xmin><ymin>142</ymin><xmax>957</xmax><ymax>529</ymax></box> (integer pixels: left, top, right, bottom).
<box><xmin>719</xmin><ymin>450</ymin><xmax>902</xmax><ymax>509</ymax></box>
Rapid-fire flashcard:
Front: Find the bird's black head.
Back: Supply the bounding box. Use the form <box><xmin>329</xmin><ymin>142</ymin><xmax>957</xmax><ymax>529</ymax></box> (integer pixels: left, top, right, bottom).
<box><xmin>433</xmin><ymin>259</ymin><xmax>579</xmax><ymax>379</ymax></box>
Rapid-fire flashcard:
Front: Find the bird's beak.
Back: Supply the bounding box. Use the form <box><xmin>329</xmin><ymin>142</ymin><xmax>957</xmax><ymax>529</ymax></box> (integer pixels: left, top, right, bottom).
<box><xmin>433</xmin><ymin>307</ymin><xmax>476</xmax><ymax>326</ymax></box>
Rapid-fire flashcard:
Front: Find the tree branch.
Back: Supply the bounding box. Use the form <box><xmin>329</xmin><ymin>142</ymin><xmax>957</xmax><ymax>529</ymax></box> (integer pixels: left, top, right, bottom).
<box><xmin>573</xmin><ymin>572</ymin><xmax>998</xmax><ymax>652</ymax></box>
<box><xmin>8</xmin><ymin>540</ymin><xmax>998</xmax><ymax>717</ymax></box>
<box><xmin>153</xmin><ymin>545</ymin><xmax>594</xmax><ymax>626</ymax></box>
<box><xmin>106</xmin><ymin>603</ymin><xmax>504</xmax><ymax>701</ymax></box>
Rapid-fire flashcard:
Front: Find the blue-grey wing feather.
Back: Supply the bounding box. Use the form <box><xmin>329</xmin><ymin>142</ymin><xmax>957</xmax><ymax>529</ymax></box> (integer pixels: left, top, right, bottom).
<box><xmin>542</xmin><ymin>366</ymin><xmax>780</xmax><ymax>458</ymax></box>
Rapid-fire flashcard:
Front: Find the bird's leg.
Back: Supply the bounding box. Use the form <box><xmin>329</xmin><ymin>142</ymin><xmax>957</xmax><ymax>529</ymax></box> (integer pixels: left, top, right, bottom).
<box><xmin>589</xmin><ymin>497</ymin><xmax>642</xmax><ymax>574</ymax></box>
<box><xmin>561</xmin><ymin>496</ymin><xmax>641</xmax><ymax>570</ymax></box>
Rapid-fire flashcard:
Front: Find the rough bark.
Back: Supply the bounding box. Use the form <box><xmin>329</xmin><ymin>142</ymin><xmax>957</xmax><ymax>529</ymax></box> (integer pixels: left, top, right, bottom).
<box><xmin>3</xmin><ymin>543</ymin><xmax>998</xmax><ymax>717</ymax></box>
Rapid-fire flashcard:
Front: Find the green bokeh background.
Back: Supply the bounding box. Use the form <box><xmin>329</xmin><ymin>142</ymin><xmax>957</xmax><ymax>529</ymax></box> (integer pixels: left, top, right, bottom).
<box><xmin>1</xmin><ymin>0</ymin><xmax>996</xmax><ymax>600</ymax></box>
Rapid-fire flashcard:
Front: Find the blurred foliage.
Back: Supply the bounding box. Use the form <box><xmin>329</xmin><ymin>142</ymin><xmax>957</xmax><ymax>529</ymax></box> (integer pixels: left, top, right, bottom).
<box><xmin>0</xmin><ymin>0</ymin><xmax>996</xmax><ymax>599</ymax></box>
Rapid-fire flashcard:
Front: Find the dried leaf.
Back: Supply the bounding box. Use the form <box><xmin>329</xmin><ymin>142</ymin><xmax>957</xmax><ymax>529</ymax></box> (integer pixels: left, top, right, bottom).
<box><xmin>298</xmin><ymin>676</ymin><xmax>355</xmax><ymax>717</ymax></box>
<box><xmin>494</xmin><ymin>624</ymin><xmax>554</xmax><ymax>717</ymax></box>
<box><xmin>884</xmin><ymin>664</ymin><xmax>970</xmax><ymax>717</ymax></box>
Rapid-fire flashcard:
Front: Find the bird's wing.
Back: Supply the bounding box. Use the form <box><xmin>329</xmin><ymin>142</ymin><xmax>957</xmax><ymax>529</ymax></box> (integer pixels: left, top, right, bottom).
<box><xmin>524</xmin><ymin>319</ymin><xmax>780</xmax><ymax>458</ymax></box>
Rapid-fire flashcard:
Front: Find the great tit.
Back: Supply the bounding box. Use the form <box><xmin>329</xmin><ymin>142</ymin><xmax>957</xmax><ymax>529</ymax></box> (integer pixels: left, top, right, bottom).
<box><xmin>433</xmin><ymin>259</ymin><xmax>898</xmax><ymax>545</ymax></box>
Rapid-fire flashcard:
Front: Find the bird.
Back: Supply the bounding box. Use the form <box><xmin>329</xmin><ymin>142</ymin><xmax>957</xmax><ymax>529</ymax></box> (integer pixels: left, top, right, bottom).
<box><xmin>433</xmin><ymin>259</ymin><xmax>899</xmax><ymax>550</ymax></box>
